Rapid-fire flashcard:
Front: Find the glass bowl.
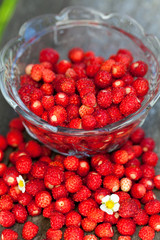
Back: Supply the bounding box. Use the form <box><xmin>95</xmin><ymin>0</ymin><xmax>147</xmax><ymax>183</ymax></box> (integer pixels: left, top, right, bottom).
<box><xmin>1</xmin><ymin>6</ymin><xmax>160</xmax><ymax>157</ymax></box>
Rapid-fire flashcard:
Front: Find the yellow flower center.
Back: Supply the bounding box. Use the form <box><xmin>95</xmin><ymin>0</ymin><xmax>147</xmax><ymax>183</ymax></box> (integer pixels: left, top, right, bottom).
<box><xmin>19</xmin><ymin>180</ymin><xmax>24</xmax><ymax>188</ymax></box>
<box><xmin>105</xmin><ymin>200</ymin><xmax>114</xmax><ymax>209</ymax></box>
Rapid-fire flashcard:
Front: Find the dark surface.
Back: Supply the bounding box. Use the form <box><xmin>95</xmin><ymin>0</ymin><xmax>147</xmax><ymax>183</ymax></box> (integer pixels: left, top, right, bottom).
<box><xmin>0</xmin><ymin>0</ymin><xmax>160</xmax><ymax>239</ymax></box>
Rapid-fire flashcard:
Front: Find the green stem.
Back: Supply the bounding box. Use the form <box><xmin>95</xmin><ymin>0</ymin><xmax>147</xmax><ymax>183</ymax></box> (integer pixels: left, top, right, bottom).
<box><xmin>0</xmin><ymin>0</ymin><xmax>18</xmax><ymax>43</ymax></box>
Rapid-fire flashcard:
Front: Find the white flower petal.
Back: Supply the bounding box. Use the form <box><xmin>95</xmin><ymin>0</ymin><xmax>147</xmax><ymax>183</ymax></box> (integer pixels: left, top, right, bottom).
<box><xmin>100</xmin><ymin>204</ymin><xmax>109</xmax><ymax>212</ymax></box>
<box><xmin>21</xmin><ymin>188</ymin><xmax>25</xmax><ymax>193</ymax></box>
<box><xmin>113</xmin><ymin>203</ymin><xmax>120</xmax><ymax>212</ymax></box>
<box><xmin>101</xmin><ymin>195</ymin><xmax>110</xmax><ymax>203</ymax></box>
<box><xmin>110</xmin><ymin>194</ymin><xmax>119</xmax><ymax>203</ymax></box>
<box><xmin>105</xmin><ymin>208</ymin><xmax>114</xmax><ymax>215</ymax></box>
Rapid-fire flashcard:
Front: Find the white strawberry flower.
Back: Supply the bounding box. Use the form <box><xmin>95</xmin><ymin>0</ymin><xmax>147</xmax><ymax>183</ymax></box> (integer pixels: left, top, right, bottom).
<box><xmin>16</xmin><ymin>175</ymin><xmax>25</xmax><ymax>193</ymax></box>
<box><xmin>100</xmin><ymin>194</ymin><xmax>120</xmax><ymax>215</ymax></box>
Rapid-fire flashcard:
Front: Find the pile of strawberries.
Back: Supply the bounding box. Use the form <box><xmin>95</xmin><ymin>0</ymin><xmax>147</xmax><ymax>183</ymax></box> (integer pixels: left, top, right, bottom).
<box><xmin>18</xmin><ymin>47</ymin><xmax>149</xmax><ymax>130</ymax></box>
<box><xmin>0</xmin><ymin>117</ymin><xmax>160</xmax><ymax>240</ymax></box>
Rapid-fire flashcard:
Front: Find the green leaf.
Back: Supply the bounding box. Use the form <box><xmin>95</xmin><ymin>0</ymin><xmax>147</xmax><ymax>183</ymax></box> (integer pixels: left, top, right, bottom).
<box><xmin>0</xmin><ymin>0</ymin><xmax>18</xmax><ymax>43</ymax></box>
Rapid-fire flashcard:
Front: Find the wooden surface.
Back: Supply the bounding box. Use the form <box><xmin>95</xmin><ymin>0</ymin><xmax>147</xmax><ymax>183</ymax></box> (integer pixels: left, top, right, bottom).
<box><xmin>1</xmin><ymin>0</ymin><xmax>160</xmax><ymax>239</ymax></box>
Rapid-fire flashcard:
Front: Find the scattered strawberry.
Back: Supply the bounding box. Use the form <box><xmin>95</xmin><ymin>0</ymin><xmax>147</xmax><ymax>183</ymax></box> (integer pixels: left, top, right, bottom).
<box><xmin>22</xmin><ymin>221</ymin><xmax>39</xmax><ymax>240</ymax></box>
<box><xmin>138</xmin><ymin>226</ymin><xmax>155</xmax><ymax>240</ymax></box>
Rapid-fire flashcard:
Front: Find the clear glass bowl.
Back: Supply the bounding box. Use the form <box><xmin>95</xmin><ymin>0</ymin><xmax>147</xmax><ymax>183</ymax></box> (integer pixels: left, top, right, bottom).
<box><xmin>1</xmin><ymin>6</ymin><xmax>160</xmax><ymax>157</ymax></box>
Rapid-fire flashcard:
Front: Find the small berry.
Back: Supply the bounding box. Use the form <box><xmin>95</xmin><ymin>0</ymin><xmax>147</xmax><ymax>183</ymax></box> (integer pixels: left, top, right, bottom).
<box><xmin>149</xmin><ymin>214</ymin><xmax>160</xmax><ymax>232</ymax></box>
<box><xmin>44</xmin><ymin>166</ymin><xmax>64</xmax><ymax>187</ymax></box>
<box><xmin>55</xmin><ymin>197</ymin><xmax>72</xmax><ymax>214</ymax></box>
<box><xmin>12</xmin><ymin>203</ymin><xmax>28</xmax><ymax>223</ymax></box>
<box><xmin>64</xmin><ymin>156</ymin><xmax>79</xmax><ymax>171</ymax></box>
<box><xmin>50</xmin><ymin>211</ymin><xmax>65</xmax><ymax>230</ymax></box>
<box><xmin>78</xmin><ymin>198</ymin><xmax>98</xmax><ymax>217</ymax></box>
<box><xmin>97</xmin><ymin>90</ymin><xmax>112</xmax><ymax>108</ymax></box>
<box><xmin>112</xmin><ymin>150</ymin><xmax>128</xmax><ymax>164</ymax></box>
<box><xmin>118</xmin><ymin>198</ymin><xmax>138</xmax><ymax>218</ymax></box>
<box><xmin>131</xmin><ymin>183</ymin><xmax>146</xmax><ymax>199</ymax></box>
<box><xmin>87</xmin><ymin>207</ymin><xmax>105</xmax><ymax>223</ymax></box>
<box><xmin>39</xmin><ymin>48</ymin><xmax>59</xmax><ymax>64</ymax></box>
<box><xmin>82</xmin><ymin>114</ymin><xmax>97</xmax><ymax>130</ymax></box>
<box><xmin>95</xmin><ymin>70</ymin><xmax>112</xmax><ymax>88</ymax></box>
<box><xmin>66</xmin><ymin>210</ymin><xmax>82</xmax><ymax>227</ymax></box>
<box><xmin>69</xmin><ymin>47</ymin><xmax>84</xmax><ymax>63</ymax></box>
<box><xmin>52</xmin><ymin>184</ymin><xmax>68</xmax><ymax>200</ymax></box>
<box><xmin>117</xmin><ymin>218</ymin><xmax>136</xmax><ymax>236</ymax></box>
<box><xmin>22</xmin><ymin>221</ymin><xmax>39</xmax><ymax>240</ymax></box>
<box><xmin>140</xmin><ymin>137</ymin><xmax>155</xmax><ymax>152</ymax></box>
<box><xmin>73</xmin><ymin>186</ymin><xmax>91</xmax><ymax>202</ymax></box>
<box><xmin>27</xmin><ymin>200</ymin><xmax>42</xmax><ymax>216</ymax></box>
<box><xmin>1</xmin><ymin>229</ymin><xmax>18</xmax><ymax>240</ymax></box>
<box><xmin>142</xmin><ymin>151</ymin><xmax>158</xmax><ymax>166</ymax></box>
<box><xmin>132</xmin><ymin>77</ymin><xmax>149</xmax><ymax>97</ymax></box>
<box><xmin>103</xmin><ymin>175</ymin><xmax>120</xmax><ymax>192</ymax></box>
<box><xmin>86</xmin><ymin>172</ymin><xmax>102</xmax><ymax>191</ymax></box>
<box><xmin>48</xmin><ymin>105</ymin><xmax>67</xmax><ymax>126</ymax></box>
<box><xmin>16</xmin><ymin>155</ymin><xmax>32</xmax><ymax>174</ymax></box>
<box><xmin>144</xmin><ymin>199</ymin><xmax>160</xmax><ymax>215</ymax></box>
<box><xmin>133</xmin><ymin>209</ymin><xmax>149</xmax><ymax>225</ymax></box>
<box><xmin>138</xmin><ymin>226</ymin><xmax>155</xmax><ymax>240</ymax></box>
<box><xmin>130</xmin><ymin>60</ymin><xmax>148</xmax><ymax>77</ymax></box>
<box><xmin>95</xmin><ymin>223</ymin><xmax>114</xmax><ymax>238</ymax></box>
<box><xmin>0</xmin><ymin>210</ymin><xmax>15</xmax><ymax>227</ymax></box>
<box><xmin>25</xmin><ymin>140</ymin><xmax>42</xmax><ymax>158</ymax></box>
<box><xmin>65</xmin><ymin>175</ymin><xmax>82</xmax><ymax>193</ymax></box>
<box><xmin>35</xmin><ymin>190</ymin><xmax>52</xmax><ymax>208</ymax></box>
<box><xmin>46</xmin><ymin>229</ymin><xmax>62</xmax><ymax>240</ymax></box>
<box><xmin>7</xmin><ymin>129</ymin><xmax>24</xmax><ymax>147</ymax></box>
<box><xmin>119</xmin><ymin>94</ymin><xmax>141</xmax><ymax>116</ymax></box>
<box><xmin>64</xmin><ymin>226</ymin><xmax>84</xmax><ymax>240</ymax></box>
<box><xmin>120</xmin><ymin>178</ymin><xmax>132</xmax><ymax>192</ymax></box>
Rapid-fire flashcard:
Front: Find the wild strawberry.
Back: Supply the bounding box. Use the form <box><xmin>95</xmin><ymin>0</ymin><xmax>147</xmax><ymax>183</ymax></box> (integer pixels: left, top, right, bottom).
<box><xmin>119</xmin><ymin>94</ymin><xmax>141</xmax><ymax>116</ymax></box>
<box><xmin>3</xmin><ymin>166</ymin><xmax>19</xmax><ymax>187</ymax></box>
<box><xmin>0</xmin><ymin>135</ymin><xmax>7</xmax><ymax>150</ymax></box>
<box><xmin>55</xmin><ymin>92</ymin><xmax>69</xmax><ymax>107</ymax></box>
<box><xmin>103</xmin><ymin>175</ymin><xmax>120</xmax><ymax>192</ymax></box>
<box><xmin>65</xmin><ymin>174</ymin><xmax>82</xmax><ymax>193</ymax></box>
<box><xmin>82</xmin><ymin>115</ymin><xmax>97</xmax><ymax>130</ymax></box>
<box><xmin>139</xmin><ymin>178</ymin><xmax>154</xmax><ymax>191</ymax></box>
<box><xmin>81</xmin><ymin>92</ymin><xmax>96</xmax><ymax>108</ymax></box>
<box><xmin>9</xmin><ymin>117</ymin><xmax>24</xmax><ymax>131</ymax></box>
<box><xmin>97</xmin><ymin>90</ymin><xmax>112</xmax><ymax>108</ymax></box>
<box><xmin>55</xmin><ymin>197</ymin><xmax>72</xmax><ymax>214</ymax></box>
<box><xmin>81</xmin><ymin>217</ymin><xmax>97</xmax><ymax>231</ymax></box>
<box><xmin>145</xmin><ymin>199</ymin><xmax>160</xmax><ymax>215</ymax></box>
<box><xmin>83</xmin><ymin>235</ymin><xmax>98</xmax><ymax>240</ymax></box>
<box><xmin>30</xmin><ymin>99</ymin><xmax>44</xmax><ymax>116</ymax></box>
<box><xmin>30</xmin><ymin>64</ymin><xmax>43</xmax><ymax>81</ymax></box>
<box><xmin>100</xmin><ymin>59</ymin><xmax>115</xmax><ymax>72</ymax></box>
<box><xmin>15</xmin><ymin>155</ymin><xmax>32</xmax><ymax>174</ymax></box>
<box><xmin>69</xmin><ymin>94</ymin><xmax>81</xmax><ymax>106</ymax></box>
<box><xmin>7</xmin><ymin>129</ymin><xmax>24</xmax><ymax>147</ymax></box>
<box><xmin>68</xmin><ymin>47</ymin><xmax>84</xmax><ymax>63</ymax></box>
<box><xmin>52</xmin><ymin>184</ymin><xmax>68</xmax><ymax>200</ymax></box>
<box><xmin>112</xmin><ymin>149</ymin><xmax>129</xmax><ymax>164</ymax></box>
<box><xmin>112</xmin><ymin>79</ymin><xmax>125</xmax><ymax>88</ymax></box>
<box><xmin>112</xmin><ymin>87</ymin><xmax>126</xmax><ymax>104</ymax></box>
<box><xmin>50</xmin><ymin>211</ymin><xmax>65</xmax><ymax>229</ymax></box>
<box><xmin>26</xmin><ymin>179</ymin><xmax>45</xmax><ymax>196</ymax></box>
<box><xmin>117</xmin><ymin>218</ymin><xmax>136</xmax><ymax>236</ymax></box>
<box><xmin>140</xmin><ymin>137</ymin><xmax>155</xmax><ymax>152</ymax></box>
<box><xmin>77</xmin><ymin>159</ymin><xmax>90</xmax><ymax>177</ymax></box>
<box><xmin>40</xmin><ymin>61</ymin><xmax>53</xmax><ymax>70</ymax></box>
<box><xmin>132</xmin><ymin>77</ymin><xmax>149</xmax><ymax>97</ymax></box>
<box><xmin>78</xmin><ymin>198</ymin><xmax>97</xmax><ymax>217</ymax></box>
<box><xmin>93</xmin><ymin>188</ymin><xmax>110</xmax><ymax>205</ymax></box>
<box><xmin>122</xmin><ymin>74</ymin><xmax>134</xmax><ymax>85</ymax></box>
<box><xmin>73</xmin><ymin>185</ymin><xmax>91</xmax><ymax>202</ymax></box>
<box><xmin>119</xmin><ymin>198</ymin><xmax>138</xmax><ymax>218</ymax></box>
<box><xmin>46</xmin><ymin>229</ymin><xmax>62</xmax><ymax>240</ymax></box>
<box><xmin>64</xmin><ymin>156</ymin><xmax>79</xmax><ymax>171</ymax></box>
<box><xmin>27</xmin><ymin>200</ymin><xmax>42</xmax><ymax>216</ymax></box>
<box><xmin>79</xmin><ymin>105</ymin><xmax>94</xmax><ymax>118</ymax></box>
<box><xmin>107</xmin><ymin>105</ymin><xmax>123</xmax><ymax>123</ymax></box>
<box><xmin>35</xmin><ymin>190</ymin><xmax>52</xmax><ymax>208</ymax></box>
<box><xmin>30</xmin><ymin>161</ymin><xmax>48</xmax><ymax>179</ymax></box>
<box><xmin>86</xmin><ymin>63</ymin><xmax>100</xmax><ymax>77</ymax></box>
<box><xmin>22</xmin><ymin>221</ymin><xmax>39</xmax><ymax>240</ymax></box>
<box><xmin>149</xmin><ymin>214</ymin><xmax>160</xmax><ymax>232</ymax></box>
<box><xmin>125</xmin><ymin>85</ymin><xmax>136</xmax><ymax>95</ymax></box>
<box><xmin>64</xmin><ymin>226</ymin><xmax>84</xmax><ymax>240</ymax></box>
<box><xmin>112</xmin><ymin>62</ymin><xmax>126</xmax><ymax>78</ymax></box>
<box><xmin>12</xmin><ymin>203</ymin><xmax>28</xmax><ymax>223</ymax></box>
<box><xmin>39</xmin><ymin>48</ymin><xmax>59</xmax><ymax>64</ymax></box>
<box><xmin>48</xmin><ymin>105</ymin><xmax>67</xmax><ymax>126</ymax></box>
<box><xmin>87</xmin><ymin>207</ymin><xmax>105</xmax><ymax>223</ymax></box>
<box><xmin>133</xmin><ymin>209</ymin><xmax>149</xmax><ymax>225</ymax></box>
<box><xmin>66</xmin><ymin>104</ymin><xmax>79</xmax><ymax>121</ymax></box>
<box><xmin>130</xmin><ymin>60</ymin><xmax>148</xmax><ymax>77</ymax></box>
<box><xmin>95</xmin><ymin>223</ymin><xmax>114</xmax><ymax>238</ymax></box>
<box><xmin>118</xmin><ymin>237</ymin><xmax>131</xmax><ymax>240</ymax></box>
<box><xmin>95</xmin><ymin>158</ymin><xmax>113</xmax><ymax>176</ymax></box>
<box><xmin>42</xmin><ymin>68</ymin><xmax>56</xmax><ymax>83</ymax></box>
<box><xmin>25</xmin><ymin>140</ymin><xmax>42</xmax><ymax>158</ymax></box>
<box><xmin>65</xmin><ymin>68</ymin><xmax>78</xmax><ymax>80</ymax></box>
<box><xmin>0</xmin><ymin>210</ymin><xmax>15</xmax><ymax>227</ymax></box>
<box><xmin>44</xmin><ymin>166</ymin><xmax>64</xmax><ymax>187</ymax></box>
<box><xmin>138</xmin><ymin>226</ymin><xmax>155</xmax><ymax>240</ymax></box>
<box><xmin>1</xmin><ymin>229</ymin><xmax>18</xmax><ymax>240</ymax></box>
<box><xmin>94</xmin><ymin>70</ymin><xmax>112</xmax><ymax>88</ymax></box>
<box><xmin>0</xmin><ymin>194</ymin><xmax>13</xmax><ymax>212</ymax></box>
<box><xmin>40</xmin><ymin>82</ymin><xmax>54</xmax><ymax>95</ymax></box>
<box><xmin>125</xmin><ymin>166</ymin><xmax>142</xmax><ymax>180</ymax></box>
<box><xmin>120</xmin><ymin>178</ymin><xmax>132</xmax><ymax>192</ymax></box>
<box><xmin>93</xmin><ymin>109</ymin><xmax>111</xmax><ymax>128</ymax></box>
<box><xmin>116</xmin><ymin>191</ymin><xmax>130</xmax><ymax>204</ymax></box>
<box><xmin>86</xmin><ymin>172</ymin><xmax>102</xmax><ymax>191</ymax></box>
<box><xmin>140</xmin><ymin>164</ymin><xmax>155</xmax><ymax>178</ymax></box>
<box><xmin>132</xmin><ymin>145</ymin><xmax>143</xmax><ymax>157</ymax></box>
<box><xmin>18</xmin><ymin>192</ymin><xmax>32</xmax><ymax>206</ymax></box>
<box><xmin>0</xmin><ymin>178</ymin><xmax>9</xmax><ymax>196</ymax></box>
<box><xmin>43</xmin><ymin>202</ymin><xmax>55</xmax><ymax>218</ymax></box>
<box><xmin>131</xmin><ymin>183</ymin><xmax>146</xmax><ymax>199</ymax></box>
<box><xmin>142</xmin><ymin>151</ymin><xmax>158</xmax><ymax>166</ymax></box>
<box><xmin>130</xmin><ymin>127</ymin><xmax>145</xmax><ymax>143</ymax></box>
<box><xmin>66</xmin><ymin>210</ymin><xmax>82</xmax><ymax>227</ymax></box>
<box><xmin>141</xmin><ymin>190</ymin><xmax>156</xmax><ymax>204</ymax></box>
<box><xmin>41</xmin><ymin>95</ymin><xmax>55</xmax><ymax>110</ymax></box>
<box><xmin>154</xmin><ymin>175</ymin><xmax>160</xmax><ymax>190</ymax></box>
<box><xmin>57</xmin><ymin>60</ymin><xmax>72</xmax><ymax>74</ymax></box>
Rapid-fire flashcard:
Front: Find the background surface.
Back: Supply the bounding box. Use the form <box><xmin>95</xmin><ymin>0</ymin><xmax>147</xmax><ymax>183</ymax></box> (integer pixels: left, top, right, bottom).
<box><xmin>0</xmin><ymin>0</ymin><xmax>160</xmax><ymax>239</ymax></box>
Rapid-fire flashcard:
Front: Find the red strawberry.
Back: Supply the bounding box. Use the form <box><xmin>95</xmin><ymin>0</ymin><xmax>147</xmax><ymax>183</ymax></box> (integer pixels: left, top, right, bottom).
<box><xmin>22</xmin><ymin>221</ymin><xmax>39</xmax><ymax>240</ymax></box>
<box><xmin>138</xmin><ymin>226</ymin><xmax>155</xmax><ymax>240</ymax></box>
